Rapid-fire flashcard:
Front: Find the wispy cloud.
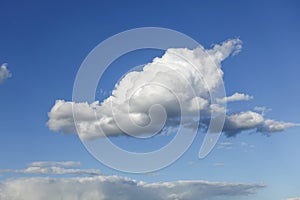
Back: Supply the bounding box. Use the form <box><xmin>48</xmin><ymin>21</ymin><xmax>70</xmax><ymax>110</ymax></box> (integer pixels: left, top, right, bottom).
<box><xmin>28</xmin><ymin>161</ymin><xmax>80</xmax><ymax>168</ymax></box>
<box><xmin>0</xmin><ymin>175</ymin><xmax>265</xmax><ymax>200</ymax></box>
<box><xmin>217</xmin><ymin>142</ymin><xmax>233</xmax><ymax>149</ymax></box>
<box><xmin>240</xmin><ymin>142</ymin><xmax>255</xmax><ymax>149</ymax></box>
<box><xmin>0</xmin><ymin>161</ymin><xmax>100</xmax><ymax>176</ymax></box>
<box><xmin>213</xmin><ymin>163</ymin><xmax>225</xmax><ymax>167</ymax></box>
<box><xmin>254</xmin><ymin>106</ymin><xmax>271</xmax><ymax>116</ymax></box>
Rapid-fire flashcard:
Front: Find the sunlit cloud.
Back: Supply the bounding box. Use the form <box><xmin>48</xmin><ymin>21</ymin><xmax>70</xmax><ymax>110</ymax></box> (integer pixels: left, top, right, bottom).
<box><xmin>0</xmin><ymin>175</ymin><xmax>265</xmax><ymax>200</ymax></box>
<box><xmin>47</xmin><ymin>39</ymin><xmax>298</xmax><ymax>139</ymax></box>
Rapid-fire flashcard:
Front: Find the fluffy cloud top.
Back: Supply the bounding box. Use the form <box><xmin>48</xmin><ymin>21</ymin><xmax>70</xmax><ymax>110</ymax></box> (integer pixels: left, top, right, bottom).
<box><xmin>0</xmin><ymin>175</ymin><xmax>265</xmax><ymax>200</ymax></box>
<box><xmin>48</xmin><ymin>39</ymin><xmax>238</xmax><ymax>139</ymax></box>
<box><xmin>0</xmin><ymin>63</ymin><xmax>11</xmax><ymax>84</ymax></box>
<box><xmin>0</xmin><ymin>161</ymin><xmax>100</xmax><ymax>176</ymax></box>
<box><xmin>47</xmin><ymin>39</ymin><xmax>298</xmax><ymax>139</ymax></box>
<box><xmin>286</xmin><ymin>198</ymin><xmax>300</xmax><ymax>200</ymax></box>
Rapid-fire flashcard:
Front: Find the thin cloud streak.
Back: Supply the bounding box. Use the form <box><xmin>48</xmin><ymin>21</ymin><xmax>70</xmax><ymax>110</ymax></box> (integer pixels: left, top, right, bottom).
<box><xmin>0</xmin><ymin>161</ymin><xmax>101</xmax><ymax>176</ymax></box>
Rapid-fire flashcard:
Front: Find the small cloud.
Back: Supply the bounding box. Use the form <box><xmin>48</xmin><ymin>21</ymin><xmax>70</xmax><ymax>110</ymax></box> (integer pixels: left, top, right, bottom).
<box><xmin>254</xmin><ymin>106</ymin><xmax>271</xmax><ymax>115</ymax></box>
<box><xmin>0</xmin><ymin>63</ymin><xmax>11</xmax><ymax>84</ymax></box>
<box><xmin>285</xmin><ymin>198</ymin><xmax>300</xmax><ymax>200</ymax></box>
<box><xmin>240</xmin><ymin>142</ymin><xmax>255</xmax><ymax>152</ymax></box>
<box><xmin>213</xmin><ymin>163</ymin><xmax>225</xmax><ymax>167</ymax></box>
<box><xmin>240</xmin><ymin>142</ymin><xmax>254</xmax><ymax>148</ymax></box>
<box><xmin>143</xmin><ymin>172</ymin><xmax>161</xmax><ymax>177</ymax></box>
<box><xmin>216</xmin><ymin>92</ymin><xmax>253</xmax><ymax>104</ymax></box>
<box><xmin>217</xmin><ymin>142</ymin><xmax>233</xmax><ymax>149</ymax></box>
<box><xmin>222</xmin><ymin>111</ymin><xmax>299</xmax><ymax>137</ymax></box>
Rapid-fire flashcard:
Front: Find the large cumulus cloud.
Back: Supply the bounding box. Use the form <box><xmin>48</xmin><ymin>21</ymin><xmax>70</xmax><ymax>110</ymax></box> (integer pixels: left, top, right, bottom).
<box><xmin>47</xmin><ymin>39</ymin><xmax>298</xmax><ymax>139</ymax></box>
<box><xmin>0</xmin><ymin>175</ymin><xmax>265</xmax><ymax>200</ymax></box>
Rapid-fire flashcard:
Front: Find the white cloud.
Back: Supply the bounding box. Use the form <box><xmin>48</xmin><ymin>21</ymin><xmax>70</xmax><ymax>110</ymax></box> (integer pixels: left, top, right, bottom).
<box><xmin>254</xmin><ymin>106</ymin><xmax>271</xmax><ymax>114</ymax></box>
<box><xmin>0</xmin><ymin>175</ymin><xmax>265</xmax><ymax>200</ymax></box>
<box><xmin>0</xmin><ymin>161</ymin><xmax>100</xmax><ymax>176</ymax></box>
<box><xmin>286</xmin><ymin>198</ymin><xmax>300</xmax><ymax>200</ymax></box>
<box><xmin>258</xmin><ymin>119</ymin><xmax>300</xmax><ymax>133</ymax></box>
<box><xmin>216</xmin><ymin>92</ymin><xmax>253</xmax><ymax>103</ymax></box>
<box><xmin>0</xmin><ymin>63</ymin><xmax>11</xmax><ymax>84</ymax></box>
<box><xmin>48</xmin><ymin>39</ymin><xmax>242</xmax><ymax>139</ymax></box>
<box><xmin>223</xmin><ymin>111</ymin><xmax>264</xmax><ymax>136</ymax></box>
<box><xmin>47</xmin><ymin>39</ymin><xmax>298</xmax><ymax>139</ymax></box>
<box><xmin>28</xmin><ymin>161</ymin><xmax>81</xmax><ymax>168</ymax></box>
<box><xmin>217</xmin><ymin>142</ymin><xmax>233</xmax><ymax>149</ymax></box>
<box><xmin>222</xmin><ymin>111</ymin><xmax>299</xmax><ymax>137</ymax></box>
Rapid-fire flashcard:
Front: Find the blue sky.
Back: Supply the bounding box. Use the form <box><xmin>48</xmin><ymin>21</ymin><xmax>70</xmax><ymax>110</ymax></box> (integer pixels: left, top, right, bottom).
<box><xmin>0</xmin><ymin>0</ymin><xmax>300</xmax><ymax>199</ymax></box>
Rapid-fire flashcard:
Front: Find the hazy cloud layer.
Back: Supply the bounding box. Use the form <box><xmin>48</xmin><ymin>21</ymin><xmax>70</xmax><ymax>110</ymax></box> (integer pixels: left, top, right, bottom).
<box><xmin>0</xmin><ymin>63</ymin><xmax>11</xmax><ymax>84</ymax></box>
<box><xmin>0</xmin><ymin>175</ymin><xmax>265</xmax><ymax>200</ymax></box>
<box><xmin>28</xmin><ymin>161</ymin><xmax>81</xmax><ymax>167</ymax></box>
<box><xmin>47</xmin><ymin>39</ymin><xmax>298</xmax><ymax>139</ymax></box>
<box><xmin>0</xmin><ymin>161</ymin><xmax>100</xmax><ymax>176</ymax></box>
